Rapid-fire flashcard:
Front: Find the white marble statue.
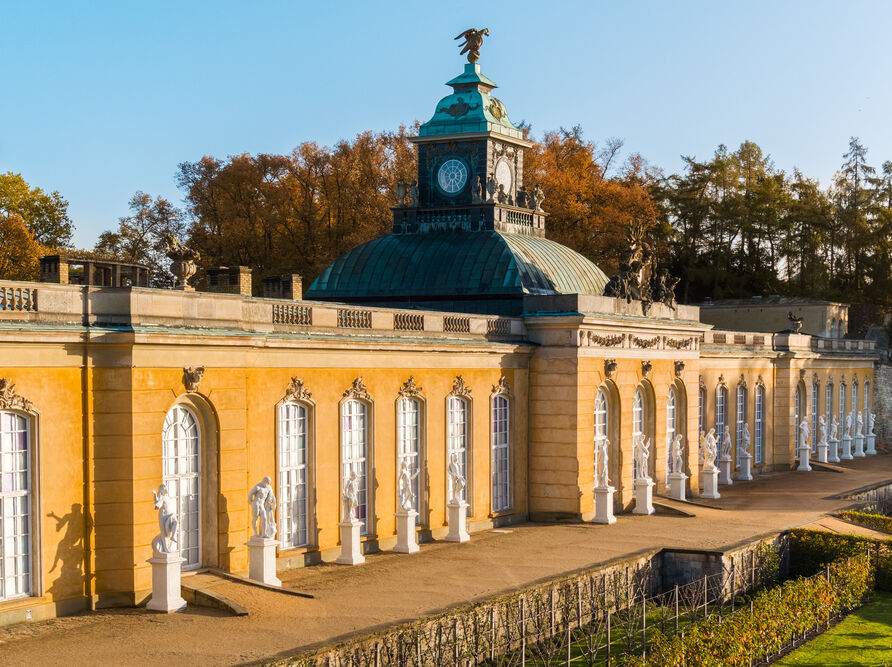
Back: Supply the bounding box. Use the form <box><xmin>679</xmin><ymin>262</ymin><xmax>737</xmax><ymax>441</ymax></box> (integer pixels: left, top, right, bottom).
<box><xmin>818</xmin><ymin>415</ymin><xmax>828</xmax><ymax>445</ymax></box>
<box><xmin>343</xmin><ymin>471</ymin><xmax>360</xmax><ymax>522</ymax></box>
<box><xmin>397</xmin><ymin>459</ymin><xmax>420</xmax><ymax>512</ymax></box>
<box><xmin>720</xmin><ymin>426</ymin><xmax>732</xmax><ymax>459</ymax></box>
<box><xmin>634</xmin><ymin>435</ymin><xmax>651</xmax><ymax>481</ymax></box>
<box><xmin>869</xmin><ymin>413</ymin><xmax>877</xmax><ymax>436</ymax></box>
<box><xmin>593</xmin><ymin>436</ymin><xmax>609</xmax><ymax>488</ymax></box>
<box><xmin>844</xmin><ymin>412</ymin><xmax>853</xmax><ymax>439</ymax></box>
<box><xmin>248</xmin><ymin>476</ymin><xmax>277</xmax><ymax>539</ymax></box>
<box><xmin>830</xmin><ymin>414</ymin><xmax>839</xmax><ymax>440</ymax></box>
<box><xmin>672</xmin><ymin>434</ymin><xmax>684</xmax><ymax>474</ymax></box>
<box><xmin>740</xmin><ymin>423</ymin><xmax>752</xmax><ymax>458</ymax></box>
<box><xmin>152</xmin><ymin>483</ymin><xmax>179</xmax><ymax>555</ymax></box>
<box><xmin>855</xmin><ymin>411</ymin><xmax>864</xmax><ymax>438</ymax></box>
<box><xmin>448</xmin><ymin>452</ymin><xmax>467</xmax><ymax>504</ymax></box>
<box><xmin>799</xmin><ymin>418</ymin><xmax>810</xmax><ymax>449</ymax></box>
<box><xmin>704</xmin><ymin>428</ymin><xmax>718</xmax><ymax>470</ymax></box>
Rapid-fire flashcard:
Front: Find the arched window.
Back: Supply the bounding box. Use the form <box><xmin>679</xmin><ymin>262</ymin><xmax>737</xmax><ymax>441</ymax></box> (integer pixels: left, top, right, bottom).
<box><xmin>698</xmin><ymin>385</ymin><xmax>706</xmax><ymax>438</ymax></box>
<box><xmin>491</xmin><ymin>396</ymin><xmax>511</xmax><ymax>512</ymax></box>
<box><xmin>447</xmin><ymin>396</ymin><xmax>469</xmax><ymax>504</ymax></box>
<box><xmin>278</xmin><ymin>401</ymin><xmax>309</xmax><ymax>548</ymax></box>
<box><xmin>754</xmin><ymin>385</ymin><xmax>765</xmax><ymax>464</ymax></box>
<box><xmin>811</xmin><ymin>381</ymin><xmax>819</xmax><ymax>453</ymax></box>
<box><xmin>0</xmin><ymin>411</ymin><xmax>30</xmax><ymax>600</ymax></box>
<box><xmin>864</xmin><ymin>380</ymin><xmax>870</xmax><ymax>415</ymax></box>
<box><xmin>633</xmin><ymin>387</ymin><xmax>645</xmax><ymax>479</ymax></box>
<box><xmin>397</xmin><ymin>397</ymin><xmax>421</xmax><ymax>520</ymax></box>
<box><xmin>851</xmin><ymin>381</ymin><xmax>859</xmax><ymax>421</ymax></box>
<box><xmin>162</xmin><ymin>405</ymin><xmax>201</xmax><ymax>569</ymax></box>
<box><xmin>735</xmin><ymin>384</ymin><xmax>746</xmax><ymax>466</ymax></box>
<box><xmin>825</xmin><ymin>382</ymin><xmax>833</xmax><ymax>425</ymax></box>
<box><xmin>715</xmin><ymin>384</ymin><xmax>728</xmax><ymax>441</ymax></box>
<box><xmin>666</xmin><ymin>386</ymin><xmax>678</xmax><ymax>483</ymax></box>
<box><xmin>341</xmin><ymin>399</ymin><xmax>369</xmax><ymax>533</ymax></box>
<box><xmin>794</xmin><ymin>385</ymin><xmax>803</xmax><ymax>449</ymax></box>
<box><xmin>838</xmin><ymin>383</ymin><xmax>846</xmax><ymax>433</ymax></box>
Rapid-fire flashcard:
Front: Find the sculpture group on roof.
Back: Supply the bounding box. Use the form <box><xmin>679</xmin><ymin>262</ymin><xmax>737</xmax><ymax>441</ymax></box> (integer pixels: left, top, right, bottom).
<box><xmin>603</xmin><ymin>220</ymin><xmax>679</xmax><ymax>312</ymax></box>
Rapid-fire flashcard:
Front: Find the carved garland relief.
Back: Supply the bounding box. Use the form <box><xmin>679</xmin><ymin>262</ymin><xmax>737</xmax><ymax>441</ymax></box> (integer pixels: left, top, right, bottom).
<box><xmin>285</xmin><ymin>377</ymin><xmax>313</xmax><ymax>403</ymax></box>
<box><xmin>0</xmin><ymin>378</ymin><xmax>35</xmax><ymax>413</ymax></box>
<box><xmin>398</xmin><ymin>376</ymin><xmax>424</xmax><ymax>399</ymax></box>
<box><xmin>343</xmin><ymin>377</ymin><xmax>372</xmax><ymax>401</ymax></box>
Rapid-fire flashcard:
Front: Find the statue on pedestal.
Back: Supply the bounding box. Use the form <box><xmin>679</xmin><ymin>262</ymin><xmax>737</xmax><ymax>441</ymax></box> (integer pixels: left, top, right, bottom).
<box><xmin>448</xmin><ymin>452</ymin><xmax>466</xmax><ymax>504</ymax></box>
<box><xmin>593</xmin><ymin>436</ymin><xmax>609</xmax><ymax>488</ymax></box>
<box><xmin>672</xmin><ymin>434</ymin><xmax>684</xmax><ymax>474</ymax></box>
<box><xmin>830</xmin><ymin>415</ymin><xmax>839</xmax><ymax>441</ymax></box>
<box><xmin>704</xmin><ymin>428</ymin><xmax>718</xmax><ymax>470</ymax></box>
<box><xmin>720</xmin><ymin>426</ymin><xmax>732</xmax><ymax>459</ymax></box>
<box><xmin>397</xmin><ymin>460</ymin><xmax>420</xmax><ymax>512</ymax></box>
<box><xmin>869</xmin><ymin>413</ymin><xmax>877</xmax><ymax>436</ymax></box>
<box><xmin>151</xmin><ymin>483</ymin><xmax>179</xmax><ymax>555</ymax></box>
<box><xmin>248</xmin><ymin>476</ymin><xmax>277</xmax><ymax>539</ymax></box>
<box><xmin>855</xmin><ymin>411</ymin><xmax>864</xmax><ymax>438</ymax></box>
<box><xmin>799</xmin><ymin>419</ymin><xmax>810</xmax><ymax>449</ymax></box>
<box><xmin>633</xmin><ymin>435</ymin><xmax>651</xmax><ymax>481</ymax></box>
<box><xmin>409</xmin><ymin>181</ymin><xmax>419</xmax><ymax>207</ymax></box>
<box><xmin>740</xmin><ymin>423</ymin><xmax>751</xmax><ymax>457</ymax></box>
<box><xmin>844</xmin><ymin>412</ymin><xmax>853</xmax><ymax>439</ymax></box>
<box><xmin>818</xmin><ymin>415</ymin><xmax>828</xmax><ymax>445</ymax></box>
<box><xmin>343</xmin><ymin>472</ymin><xmax>360</xmax><ymax>523</ymax></box>
<box><xmin>698</xmin><ymin>430</ymin><xmax>705</xmax><ymax>465</ymax></box>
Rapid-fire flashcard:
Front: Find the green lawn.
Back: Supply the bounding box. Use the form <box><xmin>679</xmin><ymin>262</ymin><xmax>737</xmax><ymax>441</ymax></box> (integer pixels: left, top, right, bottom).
<box><xmin>777</xmin><ymin>591</ymin><xmax>892</xmax><ymax>666</ymax></box>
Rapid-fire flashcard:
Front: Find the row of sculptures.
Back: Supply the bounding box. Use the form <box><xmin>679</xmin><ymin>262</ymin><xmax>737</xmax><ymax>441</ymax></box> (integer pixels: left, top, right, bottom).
<box><xmin>603</xmin><ymin>221</ymin><xmax>679</xmax><ymax>311</ymax></box>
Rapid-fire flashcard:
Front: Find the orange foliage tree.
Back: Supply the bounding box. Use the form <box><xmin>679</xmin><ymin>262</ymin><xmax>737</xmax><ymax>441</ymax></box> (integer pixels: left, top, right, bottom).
<box><xmin>0</xmin><ymin>212</ymin><xmax>45</xmax><ymax>281</ymax></box>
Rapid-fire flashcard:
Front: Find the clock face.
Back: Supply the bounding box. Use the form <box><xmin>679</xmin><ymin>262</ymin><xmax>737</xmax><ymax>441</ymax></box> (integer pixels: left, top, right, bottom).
<box><xmin>437</xmin><ymin>159</ymin><xmax>468</xmax><ymax>194</ymax></box>
<box><xmin>495</xmin><ymin>159</ymin><xmax>513</xmax><ymax>192</ymax></box>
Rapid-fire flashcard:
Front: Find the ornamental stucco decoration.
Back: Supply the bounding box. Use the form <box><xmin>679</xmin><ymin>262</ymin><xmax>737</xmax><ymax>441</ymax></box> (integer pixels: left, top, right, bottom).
<box><xmin>756</xmin><ymin>375</ymin><xmax>766</xmax><ymax>388</ymax></box>
<box><xmin>674</xmin><ymin>360</ymin><xmax>685</xmax><ymax>378</ymax></box>
<box><xmin>285</xmin><ymin>377</ymin><xmax>313</xmax><ymax>403</ymax></box>
<box><xmin>631</xmin><ymin>336</ymin><xmax>660</xmax><ymax>349</ymax></box>
<box><xmin>0</xmin><ymin>378</ymin><xmax>35</xmax><ymax>413</ymax></box>
<box><xmin>398</xmin><ymin>376</ymin><xmax>424</xmax><ymax>399</ymax></box>
<box><xmin>799</xmin><ymin>369</ymin><xmax>807</xmax><ymax>380</ymax></box>
<box><xmin>717</xmin><ymin>373</ymin><xmax>726</xmax><ymax>387</ymax></box>
<box><xmin>738</xmin><ymin>374</ymin><xmax>747</xmax><ymax>389</ymax></box>
<box><xmin>183</xmin><ymin>366</ymin><xmax>205</xmax><ymax>393</ymax></box>
<box><xmin>813</xmin><ymin>372</ymin><xmax>820</xmax><ymax>385</ymax></box>
<box><xmin>343</xmin><ymin>377</ymin><xmax>372</xmax><ymax>401</ymax></box>
<box><xmin>589</xmin><ymin>332</ymin><xmax>625</xmax><ymax>347</ymax></box>
<box><xmin>666</xmin><ymin>337</ymin><xmax>696</xmax><ymax>350</ymax></box>
<box><xmin>450</xmin><ymin>375</ymin><xmax>472</xmax><ymax>397</ymax></box>
<box><xmin>491</xmin><ymin>375</ymin><xmax>511</xmax><ymax>397</ymax></box>
<box><xmin>641</xmin><ymin>360</ymin><xmax>653</xmax><ymax>378</ymax></box>
<box><xmin>699</xmin><ymin>375</ymin><xmax>706</xmax><ymax>391</ymax></box>
<box><xmin>605</xmin><ymin>359</ymin><xmax>618</xmax><ymax>378</ymax></box>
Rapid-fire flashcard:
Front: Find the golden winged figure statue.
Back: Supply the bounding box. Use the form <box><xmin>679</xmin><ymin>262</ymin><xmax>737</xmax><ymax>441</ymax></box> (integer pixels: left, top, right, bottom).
<box><xmin>455</xmin><ymin>28</ymin><xmax>489</xmax><ymax>63</ymax></box>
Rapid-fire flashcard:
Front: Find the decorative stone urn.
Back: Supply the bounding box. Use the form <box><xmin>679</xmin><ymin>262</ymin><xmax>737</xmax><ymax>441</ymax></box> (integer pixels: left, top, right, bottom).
<box><xmin>163</xmin><ymin>233</ymin><xmax>200</xmax><ymax>291</ymax></box>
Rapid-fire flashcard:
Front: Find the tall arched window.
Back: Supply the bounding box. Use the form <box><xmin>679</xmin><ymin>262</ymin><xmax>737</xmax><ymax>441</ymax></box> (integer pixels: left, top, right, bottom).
<box><xmin>811</xmin><ymin>381</ymin><xmax>819</xmax><ymax>453</ymax></box>
<box><xmin>447</xmin><ymin>396</ymin><xmax>469</xmax><ymax>504</ymax></box>
<box><xmin>825</xmin><ymin>382</ymin><xmax>833</xmax><ymax>425</ymax></box>
<box><xmin>491</xmin><ymin>396</ymin><xmax>511</xmax><ymax>512</ymax></box>
<box><xmin>698</xmin><ymin>385</ymin><xmax>706</xmax><ymax>438</ymax></box>
<box><xmin>666</xmin><ymin>386</ymin><xmax>678</xmax><ymax>483</ymax></box>
<box><xmin>278</xmin><ymin>401</ymin><xmax>309</xmax><ymax>548</ymax></box>
<box><xmin>735</xmin><ymin>384</ymin><xmax>746</xmax><ymax>466</ymax></box>
<box><xmin>341</xmin><ymin>399</ymin><xmax>369</xmax><ymax>533</ymax></box>
<box><xmin>754</xmin><ymin>385</ymin><xmax>765</xmax><ymax>464</ymax></box>
<box><xmin>162</xmin><ymin>405</ymin><xmax>201</xmax><ymax>568</ymax></box>
<box><xmin>839</xmin><ymin>383</ymin><xmax>846</xmax><ymax>434</ymax></box>
<box><xmin>852</xmin><ymin>381</ymin><xmax>859</xmax><ymax>421</ymax></box>
<box><xmin>864</xmin><ymin>380</ymin><xmax>870</xmax><ymax>415</ymax></box>
<box><xmin>0</xmin><ymin>411</ymin><xmax>30</xmax><ymax>600</ymax></box>
<box><xmin>397</xmin><ymin>396</ymin><xmax>421</xmax><ymax>520</ymax></box>
<box><xmin>715</xmin><ymin>384</ymin><xmax>728</xmax><ymax>441</ymax></box>
<box><xmin>794</xmin><ymin>385</ymin><xmax>803</xmax><ymax>449</ymax></box>
<box><xmin>633</xmin><ymin>387</ymin><xmax>646</xmax><ymax>479</ymax></box>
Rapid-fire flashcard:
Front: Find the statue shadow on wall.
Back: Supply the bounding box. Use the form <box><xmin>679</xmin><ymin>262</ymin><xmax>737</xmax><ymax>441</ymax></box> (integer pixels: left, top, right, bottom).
<box><xmin>47</xmin><ymin>503</ymin><xmax>91</xmax><ymax>600</ymax></box>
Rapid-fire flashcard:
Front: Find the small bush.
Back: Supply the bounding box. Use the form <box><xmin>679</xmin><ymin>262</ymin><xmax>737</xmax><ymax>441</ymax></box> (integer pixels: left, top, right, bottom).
<box><xmin>838</xmin><ymin>510</ymin><xmax>892</xmax><ymax>535</ymax></box>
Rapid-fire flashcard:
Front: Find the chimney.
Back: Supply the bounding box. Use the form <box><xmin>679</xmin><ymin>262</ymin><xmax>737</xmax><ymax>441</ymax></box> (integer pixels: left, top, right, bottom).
<box><xmin>262</xmin><ymin>274</ymin><xmax>303</xmax><ymax>300</ymax></box>
<box><xmin>206</xmin><ymin>266</ymin><xmax>252</xmax><ymax>296</ymax></box>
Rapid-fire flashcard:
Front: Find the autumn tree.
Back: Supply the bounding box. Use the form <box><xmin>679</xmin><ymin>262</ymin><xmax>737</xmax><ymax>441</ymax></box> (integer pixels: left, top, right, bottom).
<box><xmin>94</xmin><ymin>192</ymin><xmax>186</xmax><ymax>287</ymax></box>
<box><xmin>0</xmin><ymin>172</ymin><xmax>74</xmax><ymax>248</ymax></box>
<box><xmin>0</xmin><ymin>212</ymin><xmax>45</xmax><ymax>281</ymax></box>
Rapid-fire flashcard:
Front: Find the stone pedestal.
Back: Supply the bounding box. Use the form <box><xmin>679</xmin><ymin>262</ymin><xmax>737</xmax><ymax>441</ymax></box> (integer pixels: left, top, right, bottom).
<box><xmin>247</xmin><ymin>536</ymin><xmax>281</xmax><ymax>586</ymax></box>
<box><xmin>866</xmin><ymin>434</ymin><xmax>877</xmax><ymax>455</ymax></box>
<box><xmin>394</xmin><ymin>510</ymin><xmax>419</xmax><ymax>553</ymax></box>
<box><xmin>592</xmin><ymin>486</ymin><xmax>616</xmax><ymax>524</ymax></box>
<box><xmin>668</xmin><ymin>472</ymin><xmax>687</xmax><ymax>501</ymax></box>
<box><xmin>797</xmin><ymin>446</ymin><xmax>812</xmax><ymax>472</ymax></box>
<box><xmin>146</xmin><ymin>551</ymin><xmax>187</xmax><ymax>613</ymax></box>
<box><xmin>445</xmin><ymin>501</ymin><xmax>470</xmax><ymax>542</ymax></box>
<box><xmin>816</xmin><ymin>442</ymin><xmax>828</xmax><ymax>464</ymax></box>
<box><xmin>840</xmin><ymin>435</ymin><xmax>853</xmax><ymax>461</ymax></box>
<box><xmin>701</xmin><ymin>467</ymin><xmax>720</xmax><ymax>499</ymax></box>
<box><xmin>718</xmin><ymin>456</ymin><xmax>733</xmax><ymax>485</ymax></box>
<box><xmin>633</xmin><ymin>478</ymin><xmax>655</xmax><ymax>515</ymax></box>
<box><xmin>737</xmin><ymin>454</ymin><xmax>753</xmax><ymax>482</ymax></box>
<box><xmin>336</xmin><ymin>520</ymin><xmax>365</xmax><ymax>565</ymax></box>
<box><xmin>853</xmin><ymin>435</ymin><xmax>865</xmax><ymax>457</ymax></box>
<box><xmin>828</xmin><ymin>437</ymin><xmax>840</xmax><ymax>464</ymax></box>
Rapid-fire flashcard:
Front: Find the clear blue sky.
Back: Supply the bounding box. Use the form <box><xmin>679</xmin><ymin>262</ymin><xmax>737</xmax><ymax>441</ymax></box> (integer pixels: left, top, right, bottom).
<box><xmin>3</xmin><ymin>1</ymin><xmax>891</xmax><ymax>248</ymax></box>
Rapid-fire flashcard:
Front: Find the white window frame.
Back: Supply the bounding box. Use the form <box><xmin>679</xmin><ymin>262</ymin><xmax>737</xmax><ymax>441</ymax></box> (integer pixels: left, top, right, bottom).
<box><xmin>735</xmin><ymin>385</ymin><xmax>746</xmax><ymax>467</ymax></box>
<box><xmin>698</xmin><ymin>387</ymin><xmax>705</xmax><ymax>437</ymax></box>
<box><xmin>852</xmin><ymin>381</ymin><xmax>859</xmax><ymax>420</ymax></box>
<box><xmin>754</xmin><ymin>385</ymin><xmax>764</xmax><ymax>464</ymax></box>
<box><xmin>825</xmin><ymin>382</ymin><xmax>833</xmax><ymax>425</ymax></box>
<box><xmin>863</xmin><ymin>380</ymin><xmax>870</xmax><ymax>414</ymax></box>
<box><xmin>839</xmin><ymin>384</ymin><xmax>846</xmax><ymax>434</ymax></box>
<box><xmin>397</xmin><ymin>396</ymin><xmax>422</xmax><ymax>523</ymax></box>
<box><xmin>794</xmin><ymin>385</ymin><xmax>802</xmax><ymax>449</ymax></box>
<box><xmin>715</xmin><ymin>385</ymin><xmax>728</xmax><ymax>442</ymax></box>
<box><xmin>162</xmin><ymin>405</ymin><xmax>202</xmax><ymax>570</ymax></box>
<box><xmin>666</xmin><ymin>386</ymin><xmax>678</xmax><ymax>483</ymax></box>
<box><xmin>633</xmin><ymin>387</ymin><xmax>645</xmax><ymax>479</ymax></box>
<box><xmin>0</xmin><ymin>411</ymin><xmax>31</xmax><ymax>600</ymax></box>
<box><xmin>491</xmin><ymin>395</ymin><xmax>511</xmax><ymax>513</ymax></box>
<box><xmin>811</xmin><ymin>382</ymin><xmax>819</xmax><ymax>453</ymax></box>
<box><xmin>278</xmin><ymin>401</ymin><xmax>310</xmax><ymax>549</ymax></box>
<box><xmin>447</xmin><ymin>396</ymin><xmax>470</xmax><ymax>507</ymax></box>
<box><xmin>341</xmin><ymin>399</ymin><xmax>370</xmax><ymax>534</ymax></box>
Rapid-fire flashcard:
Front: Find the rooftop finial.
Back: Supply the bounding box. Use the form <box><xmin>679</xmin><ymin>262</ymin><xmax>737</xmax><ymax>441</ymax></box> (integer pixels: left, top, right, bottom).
<box><xmin>455</xmin><ymin>28</ymin><xmax>489</xmax><ymax>63</ymax></box>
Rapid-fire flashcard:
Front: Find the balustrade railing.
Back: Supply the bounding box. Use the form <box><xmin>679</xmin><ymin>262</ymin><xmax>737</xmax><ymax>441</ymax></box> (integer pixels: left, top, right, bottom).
<box><xmin>0</xmin><ymin>287</ymin><xmax>38</xmax><ymax>312</ymax></box>
<box><xmin>338</xmin><ymin>308</ymin><xmax>372</xmax><ymax>329</ymax></box>
<box><xmin>272</xmin><ymin>303</ymin><xmax>311</xmax><ymax>325</ymax></box>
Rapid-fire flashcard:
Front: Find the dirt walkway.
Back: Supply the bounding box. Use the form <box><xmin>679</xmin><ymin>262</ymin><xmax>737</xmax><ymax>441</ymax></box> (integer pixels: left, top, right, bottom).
<box><xmin>2</xmin><ymin>456</ymin><xmax>890</xmax><ymax>667</ymax></box>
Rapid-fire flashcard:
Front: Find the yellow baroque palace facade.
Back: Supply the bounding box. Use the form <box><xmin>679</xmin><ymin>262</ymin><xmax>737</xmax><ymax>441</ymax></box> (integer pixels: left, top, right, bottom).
<box><xmin>0</xmin><ymin>50</ymin><xmax>880</xmax><ymax>625</ymax></box>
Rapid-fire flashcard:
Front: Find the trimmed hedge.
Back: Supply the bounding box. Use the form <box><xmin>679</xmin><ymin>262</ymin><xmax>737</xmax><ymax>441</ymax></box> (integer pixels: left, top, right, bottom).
<box><xmin>625</xmin><ymin>554</ymin><xmax>872</xmax><ymax>667</ymax></box>
<box><xmin>837</xmin><ymin>510</ymin><xmax>892</xmax><ymax>535</ymax></box>
<box><xmin>790</xmin><ymin>528</ymin><xmax>892</xmax><ymax>591</ymax></box>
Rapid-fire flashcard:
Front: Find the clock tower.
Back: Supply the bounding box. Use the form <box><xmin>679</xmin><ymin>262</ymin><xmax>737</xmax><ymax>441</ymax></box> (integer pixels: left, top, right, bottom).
<box><xmin>393</xmin><ymin>59</ymin><xmax>546</xmax><ymax>236</ymax></box>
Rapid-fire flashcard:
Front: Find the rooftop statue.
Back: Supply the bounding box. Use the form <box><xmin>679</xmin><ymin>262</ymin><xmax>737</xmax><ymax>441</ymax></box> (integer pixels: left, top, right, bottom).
<box><xmin>455</xmin><ymin>28</ymin><xmax>489</xmax><ymax>63</ymax></box>
<box><xmin>787</xmin><ymin>312</ymin><xmax>803</xmax><ymax>333</ymax></box>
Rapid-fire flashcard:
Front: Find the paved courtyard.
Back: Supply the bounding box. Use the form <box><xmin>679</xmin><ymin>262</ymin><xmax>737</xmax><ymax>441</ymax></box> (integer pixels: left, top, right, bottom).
<box><xmin>2</xmin><ymin>455</ymin><xmax>891</xmax><ymax>666</ymax></box>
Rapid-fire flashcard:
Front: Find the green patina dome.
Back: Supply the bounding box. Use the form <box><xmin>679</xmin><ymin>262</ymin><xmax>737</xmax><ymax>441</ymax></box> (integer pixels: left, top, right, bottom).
<box><xmin>305</xmin><ymin>231</ymin><xmax>609</xmax><ymax>306</ymax></box>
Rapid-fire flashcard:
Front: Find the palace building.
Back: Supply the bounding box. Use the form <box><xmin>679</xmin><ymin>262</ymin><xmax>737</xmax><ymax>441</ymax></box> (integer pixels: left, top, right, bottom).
<box><xmin>0</xmin><ymin>48</ymin><xmax>879</xmax><ymax>625</ymax></box>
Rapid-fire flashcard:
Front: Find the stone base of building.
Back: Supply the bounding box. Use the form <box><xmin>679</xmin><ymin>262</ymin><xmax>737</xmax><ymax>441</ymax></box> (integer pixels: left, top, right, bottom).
<box><xmin>336</xmin><ymin>521</ymin><xmax>365</xmax><ymax>565</ymax></box>
<box><xmin>247</xmin><ymin>536</ymin><xmax>282</xmax><ymax>586</ymax></box>
<box><xmin>592</xmin><ymin>486</ymin><xmax>616</xmax><ymax>524</ymax></box>
<box><xmin>633</xmin><ymin>478</ymin><xmax>655</xmax><ymax>515</ymax></box>
<box><xmin>394</xmin><ymin>510</ymin><xmax>420</xmax><ymax>553</ymax></box>
<box><xmin>446</xmin><ymin>502</ymin><xmax>470</xmax><ymax>542</ymax></box>
<box><xmin>146</xmin><ymin>551</ymin><xmax>187</xmax><ymax>613</ymax></box>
